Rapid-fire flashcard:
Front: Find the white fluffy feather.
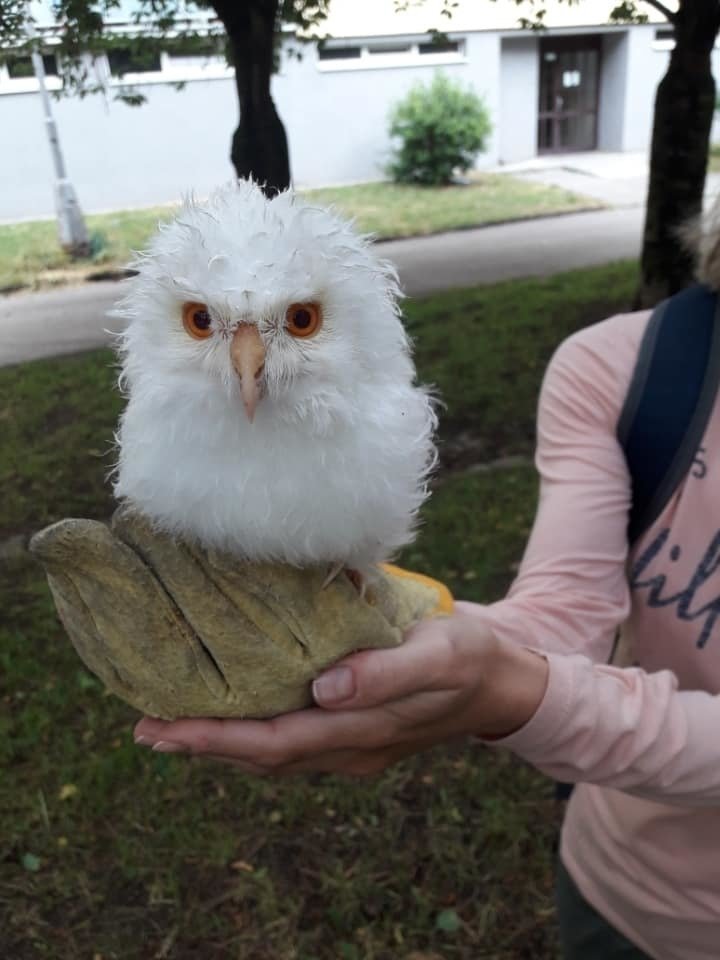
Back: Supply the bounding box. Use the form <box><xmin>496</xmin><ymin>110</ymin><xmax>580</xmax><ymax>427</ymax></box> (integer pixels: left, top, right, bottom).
<box><xmin>112</xmin><ymin>179</ymin><xmax>437</xmax><ymax>569</ymax></box>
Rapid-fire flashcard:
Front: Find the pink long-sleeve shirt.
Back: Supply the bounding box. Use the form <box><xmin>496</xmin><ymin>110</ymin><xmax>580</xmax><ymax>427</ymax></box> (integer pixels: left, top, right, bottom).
<box><xmin>479</xmin><ymin>309</ymin><xmax>720</xmax><ymax>960</ymax></box>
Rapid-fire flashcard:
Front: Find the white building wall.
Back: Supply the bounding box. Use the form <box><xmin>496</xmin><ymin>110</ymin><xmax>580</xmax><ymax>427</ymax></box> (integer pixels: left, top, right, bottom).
<box><xmin>621</xmin><ymin>24</ymin><xmax>667</xmax><ymax>151</ymax></box>
<box><xmin>0</xmin><ymin>39</ymin><xmax>500</xmax><ymax>221</ymax></box>
<box><xmin>616</xmin><ymin>29</ymin><xmax>720</xmax><ymax>151</ymax></box>
<box><xmin>463</xmin><ymin>32</ymin><xmax>502</xmax><ymax>168</ymax></box>
<box><xmin>0</xmin><ymin>77</ymin><xmax>239</xmax><ymax>221</ymax></box>
<box><xmin>276</xmin><ymin>34</ymin><xmax>499</xmax><ymax>188</ymax></box>
<box><xmin>597</xmin><ymin>31</ymin><xmax>629</xmax><ymax>151</ymax></box>
<box><xmin>498</xmin><ymin>36</ymin><xmax>539</xmax><ymax>164</ymax></box>
<box><xmin>710</xmin><ymin>48</ymin><xmax>720</xmax><ymax>145</ymax></box>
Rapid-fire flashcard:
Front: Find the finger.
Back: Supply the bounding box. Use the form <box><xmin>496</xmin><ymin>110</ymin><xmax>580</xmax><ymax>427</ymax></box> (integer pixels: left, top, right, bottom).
<box><xmin>205</xmin><ymin>747</ymin><xmax>403</xmax><ymax>779</ymax></box>
<box><xmin>198</xmin><ymin>755</ymin><xmax>272</xmax><ymax>776</ymax></box>
<box><xmin>134</xmin><ymin>705</ymin><xmax>402</xmax><ymax>765</ymax></box>
<box><xmin>134</xmin><ymin>715</ymin><xmax>217</xmax><ymax>746</ymax></box>
<box><xmin>271</xmin><ymin>735</ymin><xmax>445</xmax><ymax>777</ymax></box>
<box><xmin>312</xmin><ymin>617</ymin><xmax>458</xmax><ymax>710</ymax></box>
<box><xmin>235</xmin><ymin>730</ymin><xmax>448</xmax><ymax>777</ymax></box>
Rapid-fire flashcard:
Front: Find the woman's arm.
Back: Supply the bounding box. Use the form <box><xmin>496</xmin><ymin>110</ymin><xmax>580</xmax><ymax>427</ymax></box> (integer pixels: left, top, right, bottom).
<box><xmin>485</xmin><ymin>648</ymin><xmax>720</xmax><ymax>806</ymax></box>
<box><xmin>478</xmin><ymin>320</ymin><xmax>637</xmax><ymax>662</ymax></box>
<box><xmin>456</xmin><ymin>317</ymin><xmax>720</xmax><ymax>806</ymax></box>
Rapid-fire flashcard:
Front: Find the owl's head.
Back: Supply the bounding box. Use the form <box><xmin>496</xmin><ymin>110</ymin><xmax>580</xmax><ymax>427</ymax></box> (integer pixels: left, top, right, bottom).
<box><xmin>114</xmin><ymin>180</ymin><xmax>414</xmax><ymax>428</ymax></box>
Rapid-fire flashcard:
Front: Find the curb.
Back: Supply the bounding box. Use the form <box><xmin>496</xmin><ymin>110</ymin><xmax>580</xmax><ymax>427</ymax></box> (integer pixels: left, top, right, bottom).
<box><xmin>371</xmin><ymin>204</ymin><xmax>605</xmax><ymax>245</ymax></box>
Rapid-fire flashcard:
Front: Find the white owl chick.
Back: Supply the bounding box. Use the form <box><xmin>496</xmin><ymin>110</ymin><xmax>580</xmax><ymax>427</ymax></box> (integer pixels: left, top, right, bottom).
<box><xmin>113</xmin><ymin>180</ymin><xmax>437</xmax><ymax>573</ymax></box>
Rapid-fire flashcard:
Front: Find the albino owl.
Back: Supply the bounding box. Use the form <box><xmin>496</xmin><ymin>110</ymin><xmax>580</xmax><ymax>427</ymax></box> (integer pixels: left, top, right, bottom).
<box><xmin>112</xmin><ymin>180</ymin><xmax>437</xmax><ymax>573</ymax></box>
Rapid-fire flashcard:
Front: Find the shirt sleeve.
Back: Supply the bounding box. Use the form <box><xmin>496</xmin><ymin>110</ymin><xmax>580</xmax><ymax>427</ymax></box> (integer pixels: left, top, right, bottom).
<box><xmin>492</xmin><ymin>652</ymin><xmax>720</xmax><ymax>807</ymax></box>
<box><xmin>481</xmin><ymin>318</ymin><xmax>636</xmax><ymax>663</ymax></box>
<box><xmin>475</xmin><ymin>315</ymin><xmax>720</xmax><ymax>806</ymax></box>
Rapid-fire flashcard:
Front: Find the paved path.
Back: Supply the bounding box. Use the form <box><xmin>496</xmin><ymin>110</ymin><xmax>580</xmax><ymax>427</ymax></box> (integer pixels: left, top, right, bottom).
<box><xmin>496</xmin><ymin>151</ymin><xmax>720</xmax><ymax>208</ymax></box>
<box><xmin>0</xmin><ymin>206</ymin><xmax>644</xmax><ymax>367</ymax></box>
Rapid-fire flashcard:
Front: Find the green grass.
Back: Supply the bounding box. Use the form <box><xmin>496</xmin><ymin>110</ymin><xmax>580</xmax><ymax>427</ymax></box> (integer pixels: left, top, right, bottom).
<box><xmin>709</xmin><ymin>144</ymin><xmax>720</xmax><ymax>173</ymax></box>
<box><xmin>0</xmin><ymin>261</ymin><xmax>640</xmax><ymax>959</ymax></box>
<box><xmin>0</xmin><ymin>261</ymin><xmax>638</xmax><ymax>543</ymax></box>
<box><xmin>0</xmin><ymin>206</ymin><xmax>175</xmax><ymax>292</ymax></box>
<box><xmin>0</xmin><ymin>350</ymin><xmax>123</xmax><ymax>540</ymax></box>
<box><xmin>305</xmin><ymin>176</ymin><xmax>596</xmax><ymax>240</ymax></box>
<box><xmin>408</xmin><ymin>260</ymin><xmax>638</xmax><ymax>466</ymax></box>
<box><xmin>0</xmin><ymin>176</ymin><xmax>597</xmax><ymax>293</ymax></box>
<box><xmin>1</xmin><ymin>469</ymin><xmax>556</xmax><ymax>960</ymax></box>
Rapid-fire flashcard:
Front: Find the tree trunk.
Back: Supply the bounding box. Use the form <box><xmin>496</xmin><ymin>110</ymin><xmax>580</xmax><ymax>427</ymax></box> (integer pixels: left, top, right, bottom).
<box><xmin>212</xmin><ymin>0</ymin><xmax>291</xmax><ymax>196</ymax></box>
<box><xmin>636</xmin><ymin>0</ymin><xmax>720</xmax><ymax>308</ymax></box>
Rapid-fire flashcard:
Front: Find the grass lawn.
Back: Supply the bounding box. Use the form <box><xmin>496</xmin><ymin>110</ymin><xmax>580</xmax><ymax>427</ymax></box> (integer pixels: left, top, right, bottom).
<box><xmin>305</xmin><ymin>177</ymin><xmax>595</xmax><ymax>240</ymax></box>
<box><xmin>0</xmin><ymin>261</ymin><xmax>639</xmax><ymax>959</ymax></box>
<box><xmin>0</xmin><ymin>175</ymin><xmax>598</xmax><ymax>294</ymax></box>
<box><xmin>710</xmin><ymin>144</ymin><xmax>720</xmax><ymax>173</ymax></box>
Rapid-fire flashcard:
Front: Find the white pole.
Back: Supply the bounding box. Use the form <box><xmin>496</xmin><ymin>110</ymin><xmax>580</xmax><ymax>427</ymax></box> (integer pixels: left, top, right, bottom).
<box><xmin>26</xmin><ymin>6</ymin><xmax>89</xmax><ymax>255</ymax></box>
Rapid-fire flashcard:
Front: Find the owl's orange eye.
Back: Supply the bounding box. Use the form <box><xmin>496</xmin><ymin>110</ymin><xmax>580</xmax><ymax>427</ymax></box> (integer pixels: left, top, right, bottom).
<box><xmin>286</xmin><ymin>302</ymin><xmax>322</xmax><ymax>338</ymax></box>
<box><xmin>182</xmin><ymin>301</ymin><xmax>213</xmax><ymax>340</ymax></box>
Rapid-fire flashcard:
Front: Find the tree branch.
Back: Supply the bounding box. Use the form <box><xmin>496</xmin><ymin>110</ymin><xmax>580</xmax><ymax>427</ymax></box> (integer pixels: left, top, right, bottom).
<box><xmin>641</xmin><ymin>0</ymin><xmax>677</xmax><ymax>24</ymax></box>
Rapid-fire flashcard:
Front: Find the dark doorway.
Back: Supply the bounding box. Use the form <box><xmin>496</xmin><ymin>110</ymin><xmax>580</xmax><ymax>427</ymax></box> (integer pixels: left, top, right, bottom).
<box><xmin>538</xmin><ymin>37</ymin><xmax>601</xmax><ymax>153</ymax></box>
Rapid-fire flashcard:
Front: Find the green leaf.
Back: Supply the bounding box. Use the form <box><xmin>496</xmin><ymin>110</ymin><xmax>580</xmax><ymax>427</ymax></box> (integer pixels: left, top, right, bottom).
<box><xmin>77</xmin><ymin>670</ymin><xmax>99</xmax><ymax>691</ymax></box>
<box><xmin>21</xmin><ymin>852</ymin><xmax>41</xmax><ymax>872</ymax></box>
<box><xmin>435</xmin><ymin>908</ymin><xmax>462</xmax><ymax>933</ymax></box>
<box><xmin>387</xmin><ymin>72</ymin><xmax>492</xmax><ymax>185</ymax></box>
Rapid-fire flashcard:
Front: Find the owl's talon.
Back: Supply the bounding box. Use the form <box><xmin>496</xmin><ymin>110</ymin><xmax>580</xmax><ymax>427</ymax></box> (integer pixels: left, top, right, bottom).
<box><xmin>345</xmin><ymin>568</ymin><xmax>366</xmax><ymax>599</ymax></box>
<box><xmin>320</xmin><ymin>564</ymin><xmax>366</xmax><ymax>598</ymax></box>
<box><xmin>321</xmin><ymin>561</ymin><xmax>345</xmax><ymax>590</ymax></box>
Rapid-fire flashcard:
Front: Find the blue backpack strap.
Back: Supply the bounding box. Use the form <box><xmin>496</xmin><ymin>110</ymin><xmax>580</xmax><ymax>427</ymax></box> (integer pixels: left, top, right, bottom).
<box><xmin>617</xmin><ymin>284</ymin><xmax>720</xmax><ymax>547</ymax></box>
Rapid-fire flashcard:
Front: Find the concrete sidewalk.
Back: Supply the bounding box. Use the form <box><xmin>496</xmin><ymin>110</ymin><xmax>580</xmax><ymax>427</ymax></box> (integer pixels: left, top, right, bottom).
<box><xmin>0</xmin><ymin>205</ymin><xmax>645</xmax><ymax>367</ymax></box>
<box><xmin>491</xmin><ymin>151</ymin><xmax>720</xmax><ymax>209</ymax></box>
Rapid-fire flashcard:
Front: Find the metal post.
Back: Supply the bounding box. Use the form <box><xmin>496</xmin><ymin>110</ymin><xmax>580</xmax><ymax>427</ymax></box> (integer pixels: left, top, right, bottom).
<box><xmin>26</xmin><ymin>8</ymin><xmax>89</xmax><ymax>256</ymax></box>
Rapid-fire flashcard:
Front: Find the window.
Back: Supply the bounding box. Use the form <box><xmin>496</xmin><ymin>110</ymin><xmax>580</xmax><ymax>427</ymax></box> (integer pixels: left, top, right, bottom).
<box><xmin>318</xmin><ymin>45</ymin><xmax>362</xmax><ymax>61</ymax></box>
<box><xmin>366</xmin><ymin>43</ymin><xmax>413</xmax><ymax>55</ymax></box>
<box><xmin>167</xmin><ymin>36</ymin><xmax>224</xmax><ymax>58</ymax></box>
<box><xmin>6</xmin><ymin>52</ymin><xmax>58</xmax><ymax>78</ymax></box>
<box><xmin>107</xmin><ymin>46</ymin><xmax>162</xmax><ymax>76</ymax></box>
<box><xmin>418</xmin><ymin>39</ymin><xmax>461</xmax><ymax>55</ymax></box>
<box><xmin>653</xmin><ymin>28</ymin><xmax>676</xmax><ymax>51</ymax></box>
<box><xmin>0</xmin><ymin>49</ymin><xmax>62</xmax><ymax>93</ymax></box>
<box><xmin>316</xmin><ymin>36</ymin><xmax>465</xmax><ymax>71</ymax></box>
<box><xmin>164</xmin><ymin>34</ymin><xmax>225</xmax><ymax>68</ymax></box>
<box><xmin>0</xmin><ymin>24</ymin><xmax>232</xmax><ymax>95</ymax></box>
<box><xmin>102</xmin><ymin>39</ymin><xmax>232</xmax><ymax>86</ymax></box>
<box><xmin>654</xmin><ymin>28</ymin><xmax>720</xmax><ymax>52</ymax></box>
<box><xmin>562</xmin><ymin>69</ymin><xmax>581</xmax><ymax>88</ymax></box>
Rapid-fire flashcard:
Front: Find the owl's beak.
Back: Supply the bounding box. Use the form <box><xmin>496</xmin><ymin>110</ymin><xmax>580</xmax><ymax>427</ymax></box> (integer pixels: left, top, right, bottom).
<box><xmin>230</xmin><ymin>324</ymin><xmax>266</xmax><ymax>422</ymax></box>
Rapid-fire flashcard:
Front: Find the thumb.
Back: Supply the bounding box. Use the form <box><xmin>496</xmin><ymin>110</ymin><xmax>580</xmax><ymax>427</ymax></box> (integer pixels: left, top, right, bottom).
<box><xmin>311</xmin><ymin>619</ymin><xmax>452</xmax><ymax>710</ymax></box>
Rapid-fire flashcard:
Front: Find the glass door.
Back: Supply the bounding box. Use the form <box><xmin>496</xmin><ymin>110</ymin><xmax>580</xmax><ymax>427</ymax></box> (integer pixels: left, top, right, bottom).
<box><xmin>538</xmin><ymin>38</ymin><xmax>600</xmax><ymax>153</ymax></box>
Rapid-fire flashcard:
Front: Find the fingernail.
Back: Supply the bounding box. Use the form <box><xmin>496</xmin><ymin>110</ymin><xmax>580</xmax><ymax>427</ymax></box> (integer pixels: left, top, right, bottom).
<box><xmin>134</xmin><ymin>735</ymin><xmax>154</xmax><ymax>746</ymax></box>
<box><xmin>313</xmin><ymin>666</ymin><xmax>355</xmax><ymax>705</ymax></box>
<box><xmin>151</xmin><ymin>740</ymin><xmax>188</xmax><ymax>754</ymax></box>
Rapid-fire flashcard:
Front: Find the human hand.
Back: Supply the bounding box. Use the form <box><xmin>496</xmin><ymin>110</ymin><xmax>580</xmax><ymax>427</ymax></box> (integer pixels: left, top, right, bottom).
<box><xmin>133</xmin><ymin>611</ymin><xmax>549</xmax><ymax>777</ymax></box>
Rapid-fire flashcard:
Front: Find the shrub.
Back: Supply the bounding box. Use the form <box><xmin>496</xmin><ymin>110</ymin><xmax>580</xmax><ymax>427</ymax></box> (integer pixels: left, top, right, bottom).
<box><xmin>388</xmin><ymin>72</ymin><xmax>492</xmax><ymax>186</ymax></box>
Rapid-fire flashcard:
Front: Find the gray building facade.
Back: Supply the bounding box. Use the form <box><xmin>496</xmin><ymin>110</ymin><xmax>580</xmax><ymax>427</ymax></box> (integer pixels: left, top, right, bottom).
<box><xmin>1</xmin><ymin>17</ymin><xmax>717</xmax><ymax>221</ymax></box>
